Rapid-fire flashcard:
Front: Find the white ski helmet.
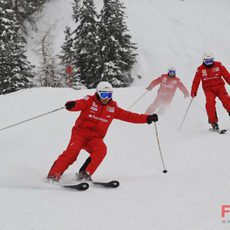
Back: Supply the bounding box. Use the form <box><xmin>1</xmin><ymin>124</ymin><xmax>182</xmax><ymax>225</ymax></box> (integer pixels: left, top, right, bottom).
<box><xmin>203</xmin><ymin>52</ymin><xmax>214</xmax><ymax>65</ymax></box>
<box><xmin>168</xmin><ymin>67</ymin><xmax>176</xmax><ymax>77</ymax></box>
<box><xmin>96</xmin><ymin>81</ymin><xmax>113</xmax><ymax>93</ymax></box>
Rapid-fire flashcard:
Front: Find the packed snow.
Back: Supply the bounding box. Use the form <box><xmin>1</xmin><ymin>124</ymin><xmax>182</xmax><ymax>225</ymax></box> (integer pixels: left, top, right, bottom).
<box><xmin>1</xmin><ymin>86</ymin><xmax>229</xmax><ymax>230</ymax></box>
<box><xmin>2</xmin><ymin>0</ymin><xmax>230</xmax><ymax>229</ymax></box>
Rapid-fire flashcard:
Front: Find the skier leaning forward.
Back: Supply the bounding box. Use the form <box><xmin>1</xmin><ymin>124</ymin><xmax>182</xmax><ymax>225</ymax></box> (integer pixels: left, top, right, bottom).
<box><xmin>145</xmin><ymin>67</ymin><xmax>189</xmax><ymax>115</ymax></box>
<box><xmin>47</xmin><ymin>81</ymin><xmax>158</xmax><ymax>182</ymax></box>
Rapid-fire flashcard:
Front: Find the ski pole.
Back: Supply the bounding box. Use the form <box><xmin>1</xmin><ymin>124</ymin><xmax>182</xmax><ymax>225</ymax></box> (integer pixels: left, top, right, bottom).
<box><xmin>0</xmin><ymin>106</ymin><xmax>65</xmax><ymax>132</ymax></box>
<box><xmin>178</xmin><ymin>98</ymin><xmax>193</xmax><ymax>130</ymax></box>
<box><xmin>154</xmin><ymin>122</ymin><xmax>167</xmax><ymax>173</ymax></box>
<box><xmin>128</xmin><ymin>90</ymin><xmax>148</xmax><ymax>110</ymax></box>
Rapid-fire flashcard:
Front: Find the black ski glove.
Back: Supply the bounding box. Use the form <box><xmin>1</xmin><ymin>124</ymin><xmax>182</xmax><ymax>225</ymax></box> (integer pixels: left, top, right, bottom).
<box><xmin>65</xmin><ymin>101</ymin><xmax>76</xmax><ymax>110</ymax></box>
<box><xmin>147</xmin><ymin>114</ymin><xmax>158</xmax><ymax>124</ymax></box>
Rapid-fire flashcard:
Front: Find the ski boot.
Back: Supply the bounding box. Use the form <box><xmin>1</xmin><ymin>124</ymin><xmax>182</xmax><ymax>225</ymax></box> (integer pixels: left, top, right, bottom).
<box><xmin>76</xmin><ymin>170</ymin><xmax>92</xmax><ymax>182</ymax></box>
<box><xmin>211</xmin><ymin>122</ymin><xmax>219</xmax><ymax>131</ymax></box>
<box><xmin>46</xmin><ymin>173</ymin><xmax>61</xmax><ymax>184</ymax></box>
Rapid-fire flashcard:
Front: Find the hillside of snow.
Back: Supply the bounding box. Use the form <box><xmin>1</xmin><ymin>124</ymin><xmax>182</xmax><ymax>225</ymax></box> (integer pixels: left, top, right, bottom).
<box><xmin>0</xmin><ymin>87</ymin><xmax>230</xmax><ymax>230</ymax></box>
<box><xmin>2</xmin><ymin>0</ymin><xmax>230</xmax><ymax>229</ymax></box>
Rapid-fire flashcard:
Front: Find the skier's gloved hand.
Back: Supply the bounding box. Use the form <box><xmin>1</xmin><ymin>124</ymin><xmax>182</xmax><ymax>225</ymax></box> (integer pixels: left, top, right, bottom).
<box><xmin>146</xmin><ymin>86</ymin><xmax>152</xmax><ymax>91</ymax></box>
<box><xmin>191</xmin><ymin>91</ymin><xmax>197</xmax><ymax>98</ymax></box>
<box><xmin>65</xmin><ymin>101</ymin><xmax>76</xmax><ymax>110</ymax></box>
<box><xmin>147</xmin><ymin>114</ymin><xmax>158</xmax><ymax>124</ymax></box>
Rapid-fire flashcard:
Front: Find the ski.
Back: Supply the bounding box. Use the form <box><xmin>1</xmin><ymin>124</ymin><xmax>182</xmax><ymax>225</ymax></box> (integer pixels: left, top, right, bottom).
<box><xmin>218</xmin><ymin>129</ymin><xmax>227</xmax><ymax>134</ymax></box>
<box><xmin>75</xmin><ymin>173</ymin><xmax>120</xmax><ymax>189</ymax></box>
<box><xmin>209</xmin><ymin>128</ymin><xmax>227</xmax><ymax>134</ymax></box>
<box><xmin>92</xmin><ymin>180</ymin><xmax>120</xmax><ymax>188</ymax></box>
<box><xmin>62</xmin><ymin>182</ymin><xmax>89</xmax><ymax>191</ymax></box>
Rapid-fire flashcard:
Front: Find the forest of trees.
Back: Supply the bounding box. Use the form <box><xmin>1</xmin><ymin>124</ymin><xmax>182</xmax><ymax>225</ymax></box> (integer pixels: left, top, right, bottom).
<box><xmin>0</xmin><ymin>0</ymin><xmax>137</xmax><ymax>94</ymax></box>
<box><xmin>0</xmin><ymin>0</ymin><xmax>36</xmax><ymax>94</ymax></box>
<box><xmin>59</xmin><ymin>0</ymin><xmax>137</xmax><ymax>89</ymax></box>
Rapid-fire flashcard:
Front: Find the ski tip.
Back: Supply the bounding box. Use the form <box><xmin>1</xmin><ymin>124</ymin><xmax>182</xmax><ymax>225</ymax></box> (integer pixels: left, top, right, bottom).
<box><xmin>209</xmin><ymin>128</ymin><xmax>227</xmax><ymax>134</ymax></box>
<box><xmin>219</xmin><ymin>129</ymin><xmax>227</xmax><ymax>134</ymax></box>
<box><xmin>109</xmin><ymin>180</ymin><xmax>120</xmax><ymax>188</ymax></box>
<box><xmin>63</xmin><ymin>182</ymin><xmax>89</xmax><ymax>191</ymax></box>
<box><xmin>93</xmin><ymin>180</ymin><xmax>120</xmax><ymax>188</ymax></box>
<box><xmin>79</xmin><ymin>183</ymin><xmax>90</xmax><ymax>190</ymax></box>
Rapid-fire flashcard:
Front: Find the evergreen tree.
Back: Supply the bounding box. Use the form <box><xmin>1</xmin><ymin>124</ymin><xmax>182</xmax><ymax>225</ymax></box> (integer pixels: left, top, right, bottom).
<box><xmin>37</xmin><ymin>30</ymin><xmax>61</xmax><ymax>87</ymax></box>
<box><xmin>13</xmin><ymin>0</ymin><xmax>47</xmax><ymax>30</ymax></box>
<box><xmin>59</xmin><ymin>26</ymin><xmax>76</xmax><ymax>87</ymax></box>
<box><xmin>0</xmin><ymin>0</ymin><xmax>33</xmax><ymax>94</ymax></box>
<box><xmin>71</xmin><ymin>0</ymin><xmax>100</xmax><ymax>88</ymax></box>
<box><xmin>99</xmin><ymin>0</ymin><xmax>137</xmax><ymax>87</ymax></box>
<box><xmin>72</xmin><ymin>0</ymin><xmax>81</xmax><ymax>23</ymax></box>
<box><xmin>24</xmin><ymin>0</ymin><xmax>46</xmax><ymax>13</ymax></box>
<box><xmin>60</xmin><ymin>0</ymin><xmax>137</xmax><ymax>88</ymax></box>
<box><xmin>59</xmin><ymin>27</ymin><xmax>75</xmax><ymax>68</ymax></box>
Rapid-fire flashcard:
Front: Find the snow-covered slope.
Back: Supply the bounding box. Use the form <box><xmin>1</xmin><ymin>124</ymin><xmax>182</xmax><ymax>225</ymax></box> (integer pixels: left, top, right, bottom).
<box><xmin>26</xmin><ymin>0</ymin><xmax>230</xmax><ymax>87</ymax></box>
<box><xmin>0</xmin><ymin>87</ymin><xmax>229</xmax><ymax>230</ymax></box>
<box><xmin>5</xmin><ymin>0</ymin><xmax>230</xmax><ymax>229</ymax></box>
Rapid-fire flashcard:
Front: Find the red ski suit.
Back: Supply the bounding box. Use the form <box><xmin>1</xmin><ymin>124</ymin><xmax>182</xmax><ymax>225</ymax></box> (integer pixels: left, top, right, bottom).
<box><xmin>145</xmin><ymin>74</ymin><xmax>189</xmax><ymax>114</ymax></box>
<box><xmin>191</xmin><ymin>61</ymin><xmax>230</xmax><ymax>123</ymax></box>
<box><xmin>48</xmin><ymin>94</ymin><xmax>148</xmax><ymax>178</ymax></box>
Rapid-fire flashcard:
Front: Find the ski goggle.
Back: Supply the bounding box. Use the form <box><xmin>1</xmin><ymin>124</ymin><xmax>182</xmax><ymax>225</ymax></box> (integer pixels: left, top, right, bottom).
<box><xmin>168</xmin><ymin>70</ymin><xmax>176</xmax><ymax>77</ymax></box>
<box><xmin>203</xmin><ymin>58</ymin><xmax>214</xmax><ymax>65</ymax></box>
<box><xmin>98</xmin><ymin>91</ymin><xmax>112</xmax><ymax>99</ymax></box>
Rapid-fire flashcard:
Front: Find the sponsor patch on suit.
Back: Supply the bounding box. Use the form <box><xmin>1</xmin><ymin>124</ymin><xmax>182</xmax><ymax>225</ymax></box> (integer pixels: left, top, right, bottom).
<box><xmin>106</xmin><ymin>106</ymin><xmax>115</xmax><ymax>112</ymax></box>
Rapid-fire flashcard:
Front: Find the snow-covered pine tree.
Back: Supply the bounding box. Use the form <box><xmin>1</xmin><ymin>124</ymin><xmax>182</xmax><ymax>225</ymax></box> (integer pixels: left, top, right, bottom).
<box><xmin>0</xmin><ymin>0</ymin><xmax>33</xmax><ymax>94</ymax></box>
<box><xmin>37</xmin><ymin>30</ymin><xmax>61</xmax><ymax>87</ymax></box>
<box><xmin>71</xmin><ymin>0</ymin><xmax>100</xmax><ymax>88</ymax></box>
<box><xmin>13</xmin><ymin>0</ymin><xmax>47</xmax><ymax>30</ymax></box>
<box><xmin>23</xmin><ymin>0</ymin><xmax>46</xmax><ymax>14</ymax></box>
<box><xmin>59</xmin><ymin>26</ymin><xmax>77</xmax><ymax>88</ymax></box>
<box><xmin>59</xmin><ymin>27</ymin><xmax>74</xmax><ymax>67</ymax></box>
<box><xmin>72</xmin><ymin>0</ymin><xmax>81</xmax><ymax>23</ymax></box>
<box><xmin>99</xmin><ymin>0</ymin><xmax>137</xmax><ymax>87</ymax></box>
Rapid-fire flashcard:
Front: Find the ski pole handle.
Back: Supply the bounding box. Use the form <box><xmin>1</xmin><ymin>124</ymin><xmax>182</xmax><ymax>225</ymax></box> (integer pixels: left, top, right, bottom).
<box><xmin>0</xmin><ymin>106</ymin><xmax>65</xmax><ymax>132</ymax></box>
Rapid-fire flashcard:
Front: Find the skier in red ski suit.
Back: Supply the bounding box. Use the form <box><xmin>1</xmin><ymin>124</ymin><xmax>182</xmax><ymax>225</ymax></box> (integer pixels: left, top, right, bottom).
<box><xmin>191</xmin><ymin>53</ymin><xmax>230</xmax><ymax>130</ymax></box>
<box><xmin>145</xmin><ymin>67</ymin><xmax>189</xmax><ymax>114</ymax></box>
<box><xmin>47</xmin><ymin>82</ymin><xmax>158</xmax><ymax>182</ymax></box>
